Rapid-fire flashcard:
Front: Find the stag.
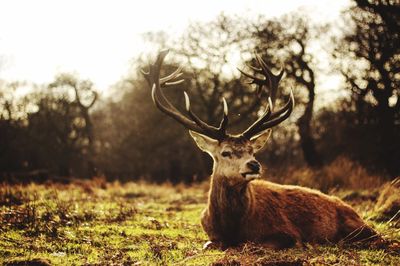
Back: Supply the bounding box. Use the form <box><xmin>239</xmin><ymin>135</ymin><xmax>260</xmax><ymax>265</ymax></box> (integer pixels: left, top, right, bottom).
<box><xmin>142</xmin><ymin>50</ymin><xmax>380</xmax><ymax>248</ymax></box>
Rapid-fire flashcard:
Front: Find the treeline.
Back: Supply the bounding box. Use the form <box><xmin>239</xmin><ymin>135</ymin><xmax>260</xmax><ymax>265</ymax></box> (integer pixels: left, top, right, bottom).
<box><xmin>1</xmin><ymin>0</ymin><xmax>399</xmax><ymax>182</ymax></box>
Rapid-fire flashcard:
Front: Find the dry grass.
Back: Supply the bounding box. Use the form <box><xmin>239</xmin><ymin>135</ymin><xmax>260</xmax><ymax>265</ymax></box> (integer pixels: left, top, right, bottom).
<box><xmin>268</xmin><ymin>156</ymin><xmax>384</xmax><ymax>192</ymax></box>
<box><xmin>0</xmin><ymin>173</ymin><xmax>399</xmax><ymax>265</ymax></box>
<box><xmin>375</xmin><ymin>178</ymin><xmax>400</xmax><ymax>224</ymax></box>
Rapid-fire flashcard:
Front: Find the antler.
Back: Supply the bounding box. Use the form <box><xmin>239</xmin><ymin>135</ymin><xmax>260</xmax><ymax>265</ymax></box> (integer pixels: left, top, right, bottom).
<box><xmin>141</xmin><ymin>50</ymin><xmax>229</xmax><ymax>141</ymax></box>
<box><xmin>238</xmin><ymin>54</ymin><xmax>294</xmax><ymax>139</ymax></box>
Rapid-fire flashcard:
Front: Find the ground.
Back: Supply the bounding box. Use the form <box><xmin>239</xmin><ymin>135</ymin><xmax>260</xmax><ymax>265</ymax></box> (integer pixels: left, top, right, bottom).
<box><xmin>0</xmin><ymin>179</ymin><xmax>399</xmax><ymax>265</ymax></box>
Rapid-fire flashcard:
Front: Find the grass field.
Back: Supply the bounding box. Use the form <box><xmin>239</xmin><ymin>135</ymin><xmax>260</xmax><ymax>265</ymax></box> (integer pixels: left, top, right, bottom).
<box><xmin>1</xmin><ymin>178</ymin><xmax>399</xmax><ymax>265</ymax></box>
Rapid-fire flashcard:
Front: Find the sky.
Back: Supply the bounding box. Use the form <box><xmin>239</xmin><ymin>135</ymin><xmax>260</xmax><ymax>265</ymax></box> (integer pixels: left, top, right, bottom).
<box><xmin>0</xmin><ymin>0</ymin><xmax>350</xmax><ymax>96</ymax></box>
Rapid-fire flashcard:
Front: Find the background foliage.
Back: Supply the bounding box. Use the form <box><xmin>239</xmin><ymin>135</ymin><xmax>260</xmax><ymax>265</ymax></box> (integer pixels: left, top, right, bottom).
<box><xmin>0</xmin><ymin>0</ymin><xmax>399</xmax><ymax>184</ymax></box>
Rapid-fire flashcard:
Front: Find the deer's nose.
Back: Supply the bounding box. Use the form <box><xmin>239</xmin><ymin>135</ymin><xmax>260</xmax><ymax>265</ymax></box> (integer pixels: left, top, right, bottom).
<box><xmin>247</xmin><ymin>160</ymin><xmax>261</xmax><ymax>173</ymax></box>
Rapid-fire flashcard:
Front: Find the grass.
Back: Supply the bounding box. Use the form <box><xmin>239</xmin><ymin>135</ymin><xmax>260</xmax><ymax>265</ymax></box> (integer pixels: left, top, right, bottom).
<box><xmin>0</xmin><ymin>178</ymin><xmax>399</xmax><ymax>265</ymax></box>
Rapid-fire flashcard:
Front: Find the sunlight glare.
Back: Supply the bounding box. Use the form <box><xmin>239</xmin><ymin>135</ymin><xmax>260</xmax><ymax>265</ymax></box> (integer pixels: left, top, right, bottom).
<box><xmin>0</xmin><ymin>0</ymin><xmax>350</xmax><ymax>94</ymax></box>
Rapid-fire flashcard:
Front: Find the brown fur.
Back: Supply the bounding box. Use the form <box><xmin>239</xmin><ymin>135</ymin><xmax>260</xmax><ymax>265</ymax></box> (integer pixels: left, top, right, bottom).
<box><xmin>147</xmin><ymin>50</ymin><xmax>379</xmax><ymax>248</ymax></box>
<box><xmin>201</xmin><ymin>177</ymin><xmax>379</xmax><ymax>247</ymax></box>
<box><xmin>192</xmin><ymin>133</ymin><xmax>379</xmax><ymax>248</ymax></box>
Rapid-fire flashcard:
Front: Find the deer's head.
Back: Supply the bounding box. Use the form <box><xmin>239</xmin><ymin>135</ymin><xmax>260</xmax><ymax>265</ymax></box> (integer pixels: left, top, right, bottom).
<box><xmin>142</xmin><ymin>50</ymin><xmax>294</xmax><ymax>182</ymax></box>
<box><xmin>189</xmin><ymin>130</ymin><xmax>272</xmax><ymax>182</ymax></box>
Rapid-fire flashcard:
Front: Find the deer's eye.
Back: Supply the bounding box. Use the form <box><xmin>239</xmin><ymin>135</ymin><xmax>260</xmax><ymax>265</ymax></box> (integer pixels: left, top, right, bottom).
<box><xmin>221</xmin><ymin>151</ymin><xmax>232</xmax><ymax>158</ymax></box>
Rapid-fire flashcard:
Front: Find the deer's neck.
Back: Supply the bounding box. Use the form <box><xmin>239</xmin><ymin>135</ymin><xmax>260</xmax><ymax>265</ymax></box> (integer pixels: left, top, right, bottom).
<box><xmin>207</xmin><ymin>172</ymin><xmax>250</xmax><ymax>243</ymax></box>
<box><xmin>209</xmin><ymin>174</ymin><xmax>249</xmax><ymax>208</ymax></box>
<box><xmin>209</xmin><ymin>163</ymin><xmax>250</xmax><ymax>208</ymax></box>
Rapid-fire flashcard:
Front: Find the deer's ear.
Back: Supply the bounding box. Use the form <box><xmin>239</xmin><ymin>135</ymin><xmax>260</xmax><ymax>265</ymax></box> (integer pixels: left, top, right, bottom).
<box><xmin>250</xmin><ymin>129</ymin><xmax>272</xmax><ymax>152</ymax></box>
<box><xmin>189</xmin><ymin>131</ymin><xmax>218</xmax><ymax>153</ymax></box>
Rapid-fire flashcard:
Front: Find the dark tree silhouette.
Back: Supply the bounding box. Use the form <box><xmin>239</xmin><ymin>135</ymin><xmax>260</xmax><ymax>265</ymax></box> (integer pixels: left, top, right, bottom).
<box><xmin>334</xmin><ymin>0</ymin><xmax>400</xmax><ymax>176</ymax></box>
<box><xmin>253</xmin><ymin>15</ymin><xmax>323</xmax><ymax>167</ymax></box>
<box><xmin>93</xmin><ymin>75</ymin><xmax>204</xmax><ymax>182</ymax></box>
<box><xmin>49</xmin><ymin>74</ymin><xmax>98</xmax><ymax>176</ymax></box>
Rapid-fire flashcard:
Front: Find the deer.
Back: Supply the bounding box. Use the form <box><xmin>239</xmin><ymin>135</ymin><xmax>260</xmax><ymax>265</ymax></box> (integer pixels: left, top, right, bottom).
<box><xmin>142</xmin><ymin>50</ymin><xmax>380</xmax><ymax>249</ymax></box>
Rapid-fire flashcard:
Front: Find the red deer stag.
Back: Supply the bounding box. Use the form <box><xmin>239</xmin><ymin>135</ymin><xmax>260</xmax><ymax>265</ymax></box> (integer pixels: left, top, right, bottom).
<box><xmin>142</xmin><ymin>50</ymin><xmax>380</xmax><ymax>248</ymax></box>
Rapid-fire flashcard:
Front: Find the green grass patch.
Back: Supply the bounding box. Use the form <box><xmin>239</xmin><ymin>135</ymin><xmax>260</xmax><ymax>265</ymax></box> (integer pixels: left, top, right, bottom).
<box><xmin>0</xmin><ymin>181</ymin><xmax>399</xmax><ymax>265</ymax></box>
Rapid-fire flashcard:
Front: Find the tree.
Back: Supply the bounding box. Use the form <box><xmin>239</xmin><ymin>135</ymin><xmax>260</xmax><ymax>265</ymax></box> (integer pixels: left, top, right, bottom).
<box><xmin>12</xmin><ymin>74</ymin><xmax>99</xmax><ymax>178</ymax></box>
<box><xmin>172</xmin><ymin>14</ymin><xmax>264</xmax><ymax>132</ymax></box>
<box><xmin>48</xmin><ymin>74</ymin><xmax>98</xmax><ymax>149</ymax></box>
<box><xmin>137</xmin><ymin>15</ymin><xmax>274</xmax><ymax>180</ymax></box>
<box><xmin>334</xmin><ymin>0</ymin><xmax>400</xmax><ymax>176</ymax></box>
<box><xmin>96</xmin><ymin>13</ymin><xmax>331</xmax><ymax>182</ymax></box>
<box><xmin>93</xmin><ymin>76</ymin><xmax>204</xmax><ymax>182</ymax></box>
<box><xmin>0</xmin><ymin>82</ymin><xmax>35</xmax><ymax>176</ymax></box>
<box><xmin>0</xmin><ymin>75</ymin><xmax>99</xmax><ymax>179</ymax></box>
<box><xmin>253</xmin><ymin>14</ymin><xmax>324</xmax><ymax>167</ymax></box>
<box><xmin>154</xmin><ymin>14</ymin><xmax>303</xmax><ymax>165</ymax></box>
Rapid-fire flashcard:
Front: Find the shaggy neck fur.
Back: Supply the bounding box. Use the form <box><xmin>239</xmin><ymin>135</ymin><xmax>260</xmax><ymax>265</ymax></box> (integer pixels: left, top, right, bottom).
<box><xmin>207</xmin><ymin>166</ymin><xmax>251</xmax><ymax>244</ymax></box>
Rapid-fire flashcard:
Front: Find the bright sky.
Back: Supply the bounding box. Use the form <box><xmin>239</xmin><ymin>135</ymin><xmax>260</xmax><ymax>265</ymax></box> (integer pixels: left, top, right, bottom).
<box><xmin>0</xmin><ymin>0</ymin><xmax>350</xmax><ymax>95</ymax></box>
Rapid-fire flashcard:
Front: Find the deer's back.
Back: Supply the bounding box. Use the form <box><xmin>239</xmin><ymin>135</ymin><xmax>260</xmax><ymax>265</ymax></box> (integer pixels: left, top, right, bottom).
<box><xmin>243</xmin><ymin>180</ymin><xmax>373</xmax><ymax>244</ymax></box>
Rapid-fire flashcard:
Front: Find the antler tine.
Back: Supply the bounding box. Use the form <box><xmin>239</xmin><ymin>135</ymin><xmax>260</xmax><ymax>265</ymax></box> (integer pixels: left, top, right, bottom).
<box><xmin>237</xmin><ymin>67</ymin><xmax>265</xmax><ymax>96</ymax></box>
<box><xmin>150</xmin><ymin>84</ymin><xmax>203</xmax><ymax>133</ymax></box>
<box><xmin>184</xmin><ymin>92</ymin><xmax>219</xmax><ymax>131</ymax></box>
<box><xmin>144</xmin><ymin>50</ymin><xmax>206</xmax><ymax>132</ymax></box>
<box><xmin>184</xmin><ymin>91</ymin><xmax>229</xmax><ymax>139</ymax></box>
<box><xmin>160</xmin><ymin>65</ymin><xmax>184</xmax><ymax>84</ymax></box>
<box><xmin>239</xmin><ymin>53</ymin><xmax>294</xmax><ymax>139</ymax></box>
<box><xmin>239</xmin><ymin>54</ymin><xmax>285</xmax><ymax>100</ymax></box>
<box><xmin>143</xmin><ymin>50</ymin><xmax>228</xmax><ymax>140</ymax></box>
<box><xmin>246</xmin><ymin>63</ymin><xmax>262</xmax><ymax>73</ymax></box>
<box><xmin>241</xmin><ymin>99</ymin><xmax>272</xmax><ymax>138</ymax></box>
<box><xmin>218</xmin><ymin>97</ymin><xmax>229</xmax><ymax>130</ymax></box>
<box><xmin>254</xmin><ymin>54</ymin><xmax>284</xmax><ymax>104</ymax></box>
<box><xmin>237</xmin><ymin>68</ymin><xmax>263</xmax><ymax>84</ymax></box>
<box><xmin>242</xmin><ymin>90</ymin><xmax>294</xmax><ymax>139</ymax></box>
<box><xmin>142</xmin><ymin>50</ymin><xmax>179</xmax><ymax>112</ymax></box>
<box><xmin>144</xmin><ymin>50</ymin><xmax>292</xmax><ymax>141</ymax></box>
<box><xmin>256</xmin><ymin>90</ymin><xmax>294</xmax><ymax>129</ymax></box>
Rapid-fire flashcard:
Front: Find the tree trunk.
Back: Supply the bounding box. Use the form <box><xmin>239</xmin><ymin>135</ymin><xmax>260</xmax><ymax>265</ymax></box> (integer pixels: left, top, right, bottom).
<box><xmin>296</xmin><ymin>86</ymin><xmax>323</xmax><ymax>168</ymax></box>
<box><xmin>377</xmin><ymin>97</ymin><xmax>397</xmax><ymax>177</ymax></box>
